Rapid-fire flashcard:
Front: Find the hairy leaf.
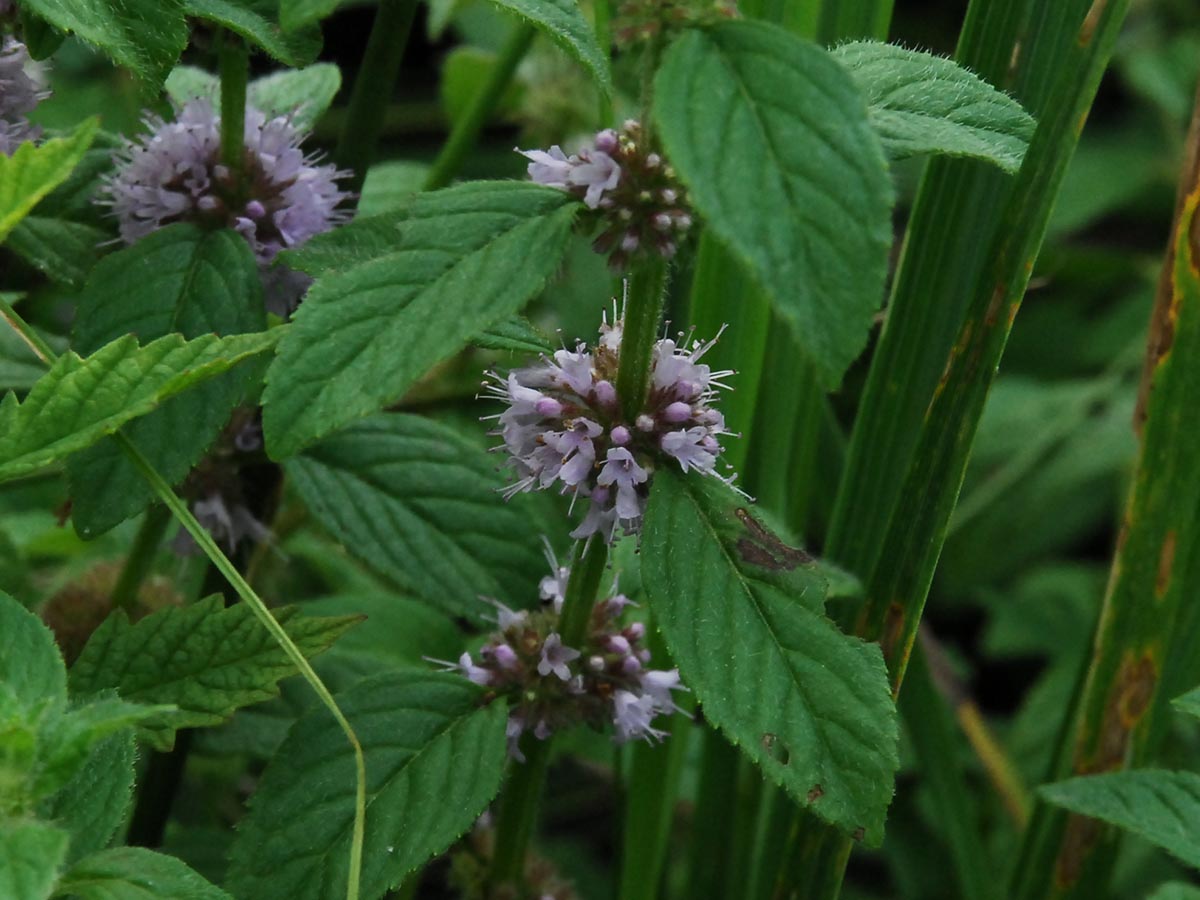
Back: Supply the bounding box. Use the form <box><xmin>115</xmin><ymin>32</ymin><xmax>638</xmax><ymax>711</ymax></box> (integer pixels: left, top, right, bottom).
<box><xmin>184</xmin><ymin>0</ymin><xmax>321</xmax><ymax>67</ymax></box>
<box><xmin>278</xmin><ymin>0</ymin><xmax>342</xmax><ymax>31</ymax></box>
<box><xmin>53</xmin><ymin>847</ymin><xmax>233</xmax><ymax>900</ymax></box>
<box><xmin>286</xmin><ymin>413</ymin><xmax>552</xmax><ymax>618</ymax></box>
<box><xmin>484</xmin><ymin>0</ymin><xmax>611</xmax><ymax>94</ymax></box>
<box><xmin>5</xmin><ymin>218</ymin><xmax>106</xmax><ymax>288</ymax></box>
<box><xmin>70</xmin><ymin>595</ymin><xmax>358</xmax><ymax>750</ymax></box>
<box><xmin>18</xmin><ymin>1</ymin><xmax>186</xmax><ymax>83</ymax></box>
<box><xmin>0</xmin><ymin>819</ymin><xmax>67</xmax><ymax>900</ymax></box>
<box><xmin>832</xmin><ymin>42</ymin><xmax>1035</xmax><ymax>173</ymax></box>
<box><xmin>641</xmin><ymin>470</ymin><xmax>899</xmax><ymax>842</ymax></box>
<box><xmin>0</xmin><ymin>592</ymin><xmax>66</xmax><ymax>719</ymax></box>
<box><xmin>0</xmin><ymin>330</ymin><xmax>277</xmax><ymax>484</ymax></box>
<box><xmin>261</xmin><ymin>181</ymin><xmax>577</xmax><ymax>458</ymax></box>
<box><xmin>1039</xmin><ymin>770</ymin><xmax>1200</xmax><ymax>869</ymax></box>
<box><xmin>0</xmin><ymin>120</ymin><xmax>98</xmax><ymax>244</ymax></box>
<box><xmin>473</xmin><ymin>316</ymin><xmax>554</xmax><ymax>353</ymax></box>
<box><xmin>654</xmin><ymin>21</ymin><xmax>892</xmax><ymax>387</ymax></box>
<box><xmin>247</xmin><ymin>64</ymin><xmax>342</xmax><ymax>128</ymax></box>
<box><xmin>67</xmin><ymin>224</ymin><xmax>265</xmax><ymax>536</ymax></box>
<box><xmin>41</xmin><ymin>731</ymin><xmax>136</xmax><ymax>864</ymax></box>
<box><xmin>227</xmin><ymin>672</ymin><xmax>508</xmax><ymax>900</ymax></box>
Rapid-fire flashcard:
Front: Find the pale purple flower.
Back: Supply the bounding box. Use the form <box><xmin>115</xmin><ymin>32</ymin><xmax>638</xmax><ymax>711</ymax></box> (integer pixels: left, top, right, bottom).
<box><xmin>0</xmin><ymin>38</ymin><xmax>46</xmax><ymax>156</ymax></box>
<box><xmin>483</xmin><ymin>306</ymin><xmax>734</xmax><ymax>541</ymax></box>
<box><xmin>518</xmin><ymin>120</ymin><xmax>691</xmax><ymax>268</ymax></box>
<box><xmin>102</xmin><ymin>98</ymin><xmax>349</xmax><ymax>315</ymax></box>
<box><xmin>537</xmin><ymin>633</ymin><xmax>580</xmax><ymax>681</ymax></box>
<box><xmin>436</xmin><ymin>559</ymin><xmax>686</xmax><ymax>757</ymax></box>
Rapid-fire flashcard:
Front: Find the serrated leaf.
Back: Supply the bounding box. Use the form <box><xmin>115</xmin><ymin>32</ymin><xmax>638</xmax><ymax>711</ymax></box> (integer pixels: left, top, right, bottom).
<box><xmin>0</xmin><ymin>330</ymin><xmax>277</xmax><ymax>484</ymax></box>
<box><xmin>67</xmin><ymin>224</ymin><xmax>265</xmax><ymax>536</ymax></box>
<box><xmin>484</xmin><ymin>0</ymin><xmax>611</xmax><ymax>95</ymax></box>
<box><xmin>184</xmin><ymin>0</ymin><xmax>321</xmax><ymax>67</ymax></box>
<box><xmin>1039</xmin><ymin>770</ymin><xmax>1200</xmax><ymax>870</ymax></box>
<box><xmin>69</xmin><ymin>595</ymin><xmax>358</xmax><ymax>750</ymax></box>
<box><xmin>261</xmin><ymin>181</ymin><xmax>577</xmax><ymax>458</ymax></box>
<box><xmin>6</xmin><ymin>218</ymin><xmax>105</xmax><ymax>288</ymax></box>
<box><xmin>0</xmin><ymin>819</ymin><xmax>68</xmax><ymax>900</ymax></box>
<box><xmin>831</xmin><ymin>42</ymin><xmax>1036</xmax><ymax>173</ymax></box>
<box><xmin>278</xmin><ymin>0</ymin><xmax>342</xmax><ymax>31</ymax></box>
<box><xmin>32</xmin><ymin>697</ymin><xmax>166</xmax><ymax>800</ymax></box>
<box><xmin>247</xmin><ymin>64</ymin><xmax>342</xmax><ymax>129</ymax></box>
<box><xmin>18</xmin><ymin>0</ymin><xmax>186</xmax><ymax>83</ymax></box>
<box><xmin>286</xmin><ymin>412</ymin><xmax>553</xmax><ymax>619</ymax></box>
<box><xmin>227</xmin><ymin>672</ymin><xmax>508</xmax><ymax>900</ymax></box>
<box><xmin>53</xmin><ymin>847</ymin><xmax>233</xmax><ymax>900</ymax></box>
<box><xmin>357</xmin><ymin>160</ymin><xmax>431</xmax><ymax>217</ymax></box>
<box><xmin>0</xmin><ymin>592</ymin><xmax>66</xmax><ymax>720</ymax></box>
<box><xmin>474</xmin><ymin>316</ymin><xmax>554</xmax><ymax>353</ymax></box>
<box><xmin>41</xmin><ymin>730</ymin><xmax>136</xmax><ymax>865</ymax></box>
<box><xmin>654</xmin><ymin>22</ymin><xmax>893</xmax><ymax>388</ymax></box>
<box><xmin>0</xmin><ymin>119</ymin><xmax>98</xmax><ymax>244</ymax></box>
<box><xmin>641</xmin><ymin>470</ymin><xmax>898</xmax><ymax>842</ymax></box>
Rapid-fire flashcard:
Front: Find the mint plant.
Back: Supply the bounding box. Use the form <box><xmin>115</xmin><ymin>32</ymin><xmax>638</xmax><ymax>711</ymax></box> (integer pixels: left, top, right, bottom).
<box><xmin>2</xmin><ymin>1</ymin><xmax>1199</xmax><ymax>899</ymax></box>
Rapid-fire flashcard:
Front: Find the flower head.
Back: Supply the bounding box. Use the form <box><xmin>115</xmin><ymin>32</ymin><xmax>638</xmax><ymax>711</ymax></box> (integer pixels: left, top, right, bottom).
<box><xmin>518</xmin><ymin>120</ymin><xmax>692</xmax><ymax>269</ymax></box>
<box><xmin>433</xmin><ymin>559</ymin><xmax>687</xmax><ymax>756</ymax></box>
<box><xmin>484</xmin><ymin>305</ymin><xmax>735</xmax><ymax>542</ymax></box>
<box><xmin>102</xmin><ymin>98</ymin><xmax>350</xmax><ymax>314</ymax></box>
<box><xmin>0</xmin><ymin>38</ymin><xmax>47</xmax><ymax>156</ymax></box>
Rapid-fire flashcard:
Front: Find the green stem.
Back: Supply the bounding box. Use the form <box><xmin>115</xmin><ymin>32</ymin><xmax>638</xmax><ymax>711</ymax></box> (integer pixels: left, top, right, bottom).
<box><xmin>335</xmin><ymin>0</ymin><xmax>420</xmax><ymax>197</ymax></box>
<box><xmin>0</xmin><ymin>299</ymin><xmax>367</xmax><ymax>900</ymax></box>
<box><xmin>593</xmin><ymin>0</ymin><xmax>613</xmax><ymax>126</ymax></box>
<box><xmin>0</xmin><ymin>295</ymin><xmax>54</xmax><ymax>365</ymax></box>
<box><xmin>422</xmin><ymin>24</ymin><xmax>536</xmax><ymax>191</ymax></box>
<box><xmin>616</xmin><ymin>256</ymin><xmax>669</xmax><ymax>423</ymax></box>
<box><xmin>110</xmin><ymin>504</ymin><xmax>171</xmax><ymax>614</ymax></box>
<box><xmin>218</xmin><ymin>32</ymin><xmax>248</xmax><ymax>178</ymax></box>
<box><xmin>488</xmin><ymin>538</ymin><xmax>609</xmax><ymax>889</ymax></box>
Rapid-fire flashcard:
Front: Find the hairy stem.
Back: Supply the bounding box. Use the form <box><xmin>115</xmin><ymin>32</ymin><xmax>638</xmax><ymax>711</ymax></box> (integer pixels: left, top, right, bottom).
<box><xmin>217</xmin><ymin>31</ymin><xmax>248</xmax><ymax>178</ymax></box>
<box><xmin>423</xmin><ymin>23</ymin><xmax>536</xmax><ymax>191</ymax></box>
<box><xmin>488</xmin><ymin>538</ymin><xmax>609</xmax><ymax>888</ymax></box>
<box><xmin>110</xmin><ymin>504</ymin><xmax>171</xmax><ymax>614</ymax></box>
<box><xmin>335</xmin><ymin>0</ymin><xmax>420</xmax><ymax>197</ymax></box>
<box><xmin>617</xmin><ymin>256</ymin><xmax>669</xmax><ymax>423</ymax></box>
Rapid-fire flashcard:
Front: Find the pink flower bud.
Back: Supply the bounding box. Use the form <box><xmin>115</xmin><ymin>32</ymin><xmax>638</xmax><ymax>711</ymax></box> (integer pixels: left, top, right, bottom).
<box><xmin>664</xmin><ymin>401</ymin><xmax>692</xmax><ymax>423</ymax></box>
<box><xmin>610</xmin><ymin>425</ymin><xmax>631</xmax><ymax>446</ymax></box>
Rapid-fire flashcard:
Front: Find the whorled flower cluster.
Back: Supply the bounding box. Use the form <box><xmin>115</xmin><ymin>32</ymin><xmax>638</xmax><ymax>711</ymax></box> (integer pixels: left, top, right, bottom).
<box><xmin>0</xmin><ymin>37</ymin><xmax>46</xmax><ymax>156</ymax></box>
<box><xmin>484</xmin><ymin>310</ymin><xmax>733</xmax><ymax>542</ymax></box>
<box><xmin>102</xmin><ymin>99</ymin><xmax>349</xmax><ymax>314</ymax></box>
<box><xmin>433</xmin><ymin>554</ymin><xmax>687</xmax><ymax>756</ymax></box>
<box><xmin>518</xmin><ymin>120</ymin><xmax>692</xmax><ymax>269</ymax></box>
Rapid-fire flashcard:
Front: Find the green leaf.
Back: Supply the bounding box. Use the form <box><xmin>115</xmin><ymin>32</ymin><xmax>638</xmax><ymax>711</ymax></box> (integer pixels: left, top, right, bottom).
<box><xmin>41</xmin><ymin>731</ymin><xmax>136</xmax><ymax>865</ymax></box>
<box><xmin>0</xmin><ymin>119</ymin><xmax>99</xmax><ymax>244</ymax></box>
<box><xmin>1172</xmin><ymin>685</ymin><xmax>1200</xmax><ymax>721</ymax></box>
<box><xmin>473</xmin><ymin>316</ymin><xmax>553</xmax><ymax>353</ymax></box>
<box><xmin>53</xmin><ymin>847</ymin><xmax>233</xmax><ymax>900</ymax></box>
<box><xmin>0</xmin><ymin>329</ymin><xmax>277</xmax><ymax>484</ymax></box>
<box><xmin>184</xmin><ymin>0</ymin><xmax>321</xmax><ymax>67</ymax></box>
<box><xmin>0</xmin><ymin>592</ymin><xmax>66</xmax><ymax>720</ymax></box>
<box><xmin>1149</xmin><ymin>884</ymin><xmax>1200</xmax><ymax>900</ymax></box>
<box><xmin>286</xmin><ymin>412</ymin><xmax>554</xmax><ymax>619</ymax></box>
<box><xmin>261</xmin><ymin>181</ymin><xmax>577</xmax><ymax>458</ymax></box>
<box><xmin>303</xmin><ymin>593</ymin><xmax>462</xmax><ymax>675</ymax></box>
<box><xmin>641</xmin><ymin>470</ymin><xmax>898</xmax><ymax>842</ymax></box>
<box><xmin>31</xmin><ymin>697</ymin><xmax>164</xmax><ymax>800</ymax></box>
<box><xmin>831</xmin><ymin>41</ymin><xmax>1036</xmax><ymax>173</ymax></box>
<box><xmin>66</xmin><ymin>224</ymin><xmax>265</xmax><ymax>536</ymax></box>
<box><xmin>70</xmin><ymin>595</ymin><xmax>358</xmax><ymax>751</ymax></box>
<box><xmin>278</xmin><ymin>0</ymin><xmax>342</xmax><ymax>31</ymax></box>
<box><xmin>247</xmin><ymin>64</ymin><xmax>342</xmax><ymax>129</ymax></box>
<box><xmin>0</xmin><ymin>819</ymin><xmax>68</xmax><ymax>900</ymax></box>
<box><xmin>357</xmin><ymin>161</ymin><xmax>431</xmax><ymax>217</ymax></box>
<box><xmin>441</xmin><ymin>46</ymin><xmax>524</xmax><ymax>123</ymax></box>
<box><xmin>18</xmin><ymin>0</ymin><xmax>186</xmax><ymax>83</ymax></box>
<box><xmin>654</xmin><ymin>21</ymin><xmax>893</xmax><ymax>388</ymax></box>
<box><xmin>5</xmin><ymin>218</ymin><xmax>106</xmax><ymax>288</ymax></box>
<box><xmin>228</xmin><ymin>672</ymin><xmax>507</xmax><ymax>900</ymax></box>
<box><xmin>1039</xmin><ymin>770</ymin><xmax>1200</xmax><ymax>870</ymax></box>
<box><xmin>164</xmin><ymin>66</ymin><xmax>219</xmax><ymax>107</ymax></box>
<box><xmin>483</xmin><ymin>0</ymin><xmax>612</xmax><ymax>95</ymax></box>
<box><xmin>0</xmin><ymin>312</ymin><xmax>59</xmax><ymax>392</ymax></box>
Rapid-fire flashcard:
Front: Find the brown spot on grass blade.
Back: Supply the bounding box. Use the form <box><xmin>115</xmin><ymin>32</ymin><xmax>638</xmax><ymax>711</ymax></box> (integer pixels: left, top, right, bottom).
<box><xmin>734</xmin><ymin>508</ymin><xmax>812</xmax><ymax>571</ymax></box>
<box><xmin>1156</xmin><ymin>531</ymin><xmax>1177</xmax><ymax>598</ymax></box>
